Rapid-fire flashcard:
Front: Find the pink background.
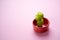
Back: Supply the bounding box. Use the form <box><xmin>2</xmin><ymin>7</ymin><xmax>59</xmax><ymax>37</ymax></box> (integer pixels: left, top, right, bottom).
<box><xmin>0</xmin><ymin>0</ymin><xmax>60</xmax><ymax>40</ymax></box>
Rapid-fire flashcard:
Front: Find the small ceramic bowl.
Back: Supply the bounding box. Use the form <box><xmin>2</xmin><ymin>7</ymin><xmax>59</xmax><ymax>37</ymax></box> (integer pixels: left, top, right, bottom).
<box><xmin>33</xmin><ymin>18</ymin><xmax>49</xmax><ymax>33</ymax></box>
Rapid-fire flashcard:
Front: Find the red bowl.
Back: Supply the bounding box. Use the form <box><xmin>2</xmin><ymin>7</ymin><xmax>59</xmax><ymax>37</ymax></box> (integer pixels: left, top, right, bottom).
<box><xmin>33</xmin><ymin>18</ymin><xmax>49</xmax><ymax>33</ymax></box>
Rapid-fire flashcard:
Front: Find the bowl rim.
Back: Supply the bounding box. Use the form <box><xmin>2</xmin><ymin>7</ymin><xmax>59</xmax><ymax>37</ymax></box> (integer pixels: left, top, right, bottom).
<box><xmin>33</xmin><ymin>17</ymin><xmax>49</xmax><ymax>28</ymax></box>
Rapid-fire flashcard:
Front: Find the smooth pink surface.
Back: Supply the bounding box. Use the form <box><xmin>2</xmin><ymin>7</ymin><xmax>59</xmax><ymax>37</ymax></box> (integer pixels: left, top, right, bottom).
<box><xmin>0</xmin><ymin>0</ymin><xmax>60</xmax><ymax>40</ymax></box>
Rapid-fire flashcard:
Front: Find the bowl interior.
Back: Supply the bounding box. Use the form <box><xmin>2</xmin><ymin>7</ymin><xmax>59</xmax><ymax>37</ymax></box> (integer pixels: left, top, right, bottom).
<box><xmin>33</xmin><ymin>18</ymin><xmax>49</xmax><ymax>28</ymax></box>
